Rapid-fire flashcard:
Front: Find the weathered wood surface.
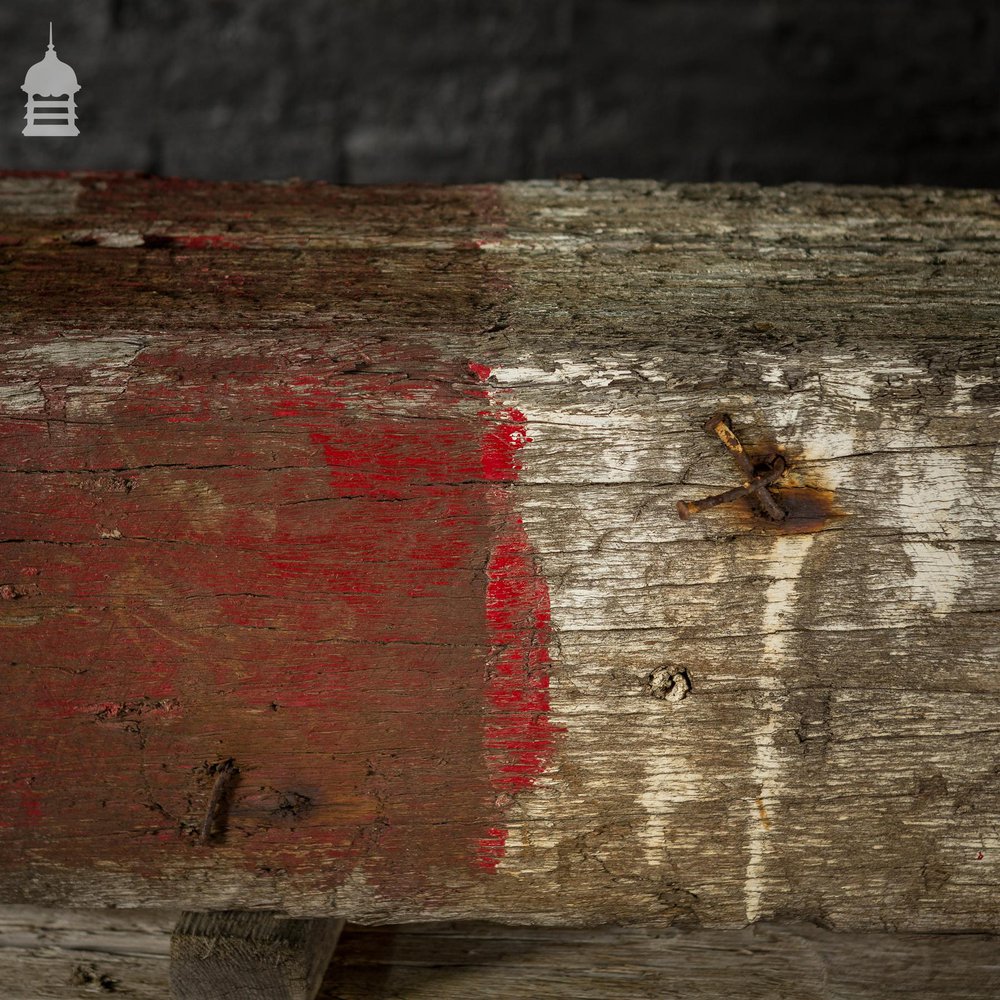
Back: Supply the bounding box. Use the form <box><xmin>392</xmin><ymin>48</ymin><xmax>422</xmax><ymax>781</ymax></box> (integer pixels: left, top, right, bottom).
<box><xmin>170</xmin><ymin>910</ymin><xmax>343</xmax><ymax>1000</ymax></box>
<box><xmin>0</xmin><ymin>907</ymin><xmax>998</xmax><ymax>1000</ymax></box>
<box><xmin>1</xmin><ymin>175</ymin><xmax>998</xmax><ymax>929</ymax></box>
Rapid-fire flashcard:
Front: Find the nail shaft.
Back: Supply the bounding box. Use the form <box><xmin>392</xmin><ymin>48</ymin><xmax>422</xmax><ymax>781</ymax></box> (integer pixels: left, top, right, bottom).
<box><xmin>677</xmin><ymin>462</ymin><xmax>785</xmax><ymax>520</ymax></box>
<box><xmin>200</xmin><ymin>758</ymin><xmax>237</xmax><ymax>843</ymax></box>
<box><xmin>705</xmin><ymin>414</ymin><xmax>786</xmax><ymax>520</ymax></box>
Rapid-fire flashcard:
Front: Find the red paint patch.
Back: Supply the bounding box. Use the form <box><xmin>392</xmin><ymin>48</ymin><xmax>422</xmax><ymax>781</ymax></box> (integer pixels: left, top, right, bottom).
<box><xmin>474</xmin><ymin>395</ymin><xmax>561</xmax><ymax>870</ymax></box>
<box><xmin>19</xmin><ymin>790</ymin><xmax>42</xmax><ymax>827</ymax></box>
<box><xmin>173</xmin><ymin>234</ymin><xmax>240</xmax><ymax>250</ymax></box>
<box><xmin>0</xmin><ymin>343</ymin><xmax>558</xmax><ymax>895</ymax></box>
<box><xmin>480</xmin><ymin>407</ymin><xmax>530</xmax><ymax>482</ymax></box>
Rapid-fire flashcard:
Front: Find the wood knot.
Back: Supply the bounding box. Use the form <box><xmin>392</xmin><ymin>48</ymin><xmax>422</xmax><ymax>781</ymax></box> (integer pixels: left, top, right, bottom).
<box><xmin>647</xmin><ymin>667</ymin><xmax>692</xmax><ymax>702</ymax></box>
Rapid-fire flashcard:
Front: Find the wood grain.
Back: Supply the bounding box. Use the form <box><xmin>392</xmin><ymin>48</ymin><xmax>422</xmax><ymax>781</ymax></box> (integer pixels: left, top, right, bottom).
<box><xmin>0</xmin><ymin>907</ymin><xmax>998</xmax><ymax>999</ymax></box>
<box><xmin>0</xmin><ymin>176</ymin><xmax>998</xmax><ymax>929</ymax></box>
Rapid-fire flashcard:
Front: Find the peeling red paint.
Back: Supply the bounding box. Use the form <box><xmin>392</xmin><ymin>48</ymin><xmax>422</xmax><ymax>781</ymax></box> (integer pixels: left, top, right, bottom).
<box><xmin>260</xmin><ymin>358</ymin><xmax>559</xmax><ymax>873</ymax></box>
<box><xmin>473</xmin><ymin>383</ymin><xmax>561</xmax><ymax>870</ymax></box>
<box><xmin>480</xmin><ymin>407</ymin><xmax>531</xmax><ymax>482</ymax></box>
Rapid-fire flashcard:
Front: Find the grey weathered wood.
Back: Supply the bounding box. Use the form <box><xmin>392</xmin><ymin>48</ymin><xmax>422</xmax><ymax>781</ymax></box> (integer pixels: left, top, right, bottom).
<box><xmin>0</xmin><ymin>906</ymin><xmax>176</xmax><ymax>999</ymax></box>
<box><xmin>1</xmin><ymin>907</ymin><xmax>998</xmax><ymax>999</ymax></box>
<box><xmin>169</xmin><ymin>910</ymin><xmax>344</xmax><ymax>1000</ymax></box>
<box><xmin>0</xmin><ymin>177</ymin><xmax>998</xmax><ymax>930</ymax></box>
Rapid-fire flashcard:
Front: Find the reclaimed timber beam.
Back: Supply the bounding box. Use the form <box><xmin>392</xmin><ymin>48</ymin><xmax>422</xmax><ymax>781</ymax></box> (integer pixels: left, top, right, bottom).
<box><xmin>169</xmin><ymin>910</ymin><xmax>344</xmax><ymax>1000</ymax></box>
<box><xmin>0</xmin><ymin>175</ymin><xmax>998</xmax><ymax>931</ymax></box>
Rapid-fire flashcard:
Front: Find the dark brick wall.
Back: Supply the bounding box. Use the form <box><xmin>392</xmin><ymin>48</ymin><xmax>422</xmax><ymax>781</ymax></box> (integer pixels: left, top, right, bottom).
<box><xmin>4</xmin><ymin>1</ymin><xmax>999</xmax><ymax>185</ymax></box>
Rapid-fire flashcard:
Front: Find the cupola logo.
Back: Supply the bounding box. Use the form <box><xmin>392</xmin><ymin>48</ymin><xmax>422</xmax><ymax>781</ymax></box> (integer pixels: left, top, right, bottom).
<box><xmin>22</xmin><ymin>23</ymin><xmax>81</xmax><ymax>137</ymax></box>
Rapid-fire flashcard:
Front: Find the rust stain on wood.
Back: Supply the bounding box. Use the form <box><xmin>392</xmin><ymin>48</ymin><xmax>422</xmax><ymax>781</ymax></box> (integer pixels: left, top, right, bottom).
<box><xmin>755</xmin><ymin>797</ymin><xmax>772</xmax><ymax>832</ymax></box>
<box><xmin>716</xmin><ymin>422</ymin><xmax>846</xmax><ymax>535</ymax></box>
<box><xmin>728</xmin><ymin>483</ymin><xmax>845</xmax><ymax>535</ymax></box>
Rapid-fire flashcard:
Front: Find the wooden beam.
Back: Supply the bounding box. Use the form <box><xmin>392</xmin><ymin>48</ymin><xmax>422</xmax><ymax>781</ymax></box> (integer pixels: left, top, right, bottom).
<box><xmin>169</xmin><ymin>911</ymin><xmax>343</xmax><ymax>1000</ymax></box>
<box><xmin>0</xmin><ymin>176</ymin><xmax>998</xmax><ymax>929</ymax></box>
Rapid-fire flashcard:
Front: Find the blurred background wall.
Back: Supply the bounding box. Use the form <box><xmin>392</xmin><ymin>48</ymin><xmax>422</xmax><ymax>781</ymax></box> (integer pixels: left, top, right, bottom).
<box><xmin>3</xmin><ymin>0</ymin><xmax>999</xmax><ymax>185</ymax></box>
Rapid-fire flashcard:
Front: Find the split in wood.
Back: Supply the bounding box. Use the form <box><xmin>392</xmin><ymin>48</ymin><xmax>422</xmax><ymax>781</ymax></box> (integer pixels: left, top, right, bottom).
<box><xmin>677</xmin><ymin>414</ymin><xmax>787</xmax><ymax>521</ymax></box>
<box><xmin>200</xmin><ymin>758</ymin><xmax>238</xmax><ymax>843</ymax></box>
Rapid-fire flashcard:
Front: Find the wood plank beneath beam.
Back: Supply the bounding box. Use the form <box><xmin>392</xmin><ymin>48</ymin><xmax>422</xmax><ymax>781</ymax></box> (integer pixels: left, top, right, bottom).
<box><xmin>0</xmin><ymin>908</ymin><xmax>998</xmax><ymax>1000</ymax></box>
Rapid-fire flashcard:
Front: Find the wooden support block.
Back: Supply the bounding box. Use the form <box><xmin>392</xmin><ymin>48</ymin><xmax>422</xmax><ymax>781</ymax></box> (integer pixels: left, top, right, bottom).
<box><xmin>169</xmin><ymin>911</ymin><xmax>344</xmax><ymax>1000</ymax></box>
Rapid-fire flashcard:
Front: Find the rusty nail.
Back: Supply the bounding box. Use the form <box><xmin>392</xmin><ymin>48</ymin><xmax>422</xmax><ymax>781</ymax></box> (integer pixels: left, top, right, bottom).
<box><xmin>703</xmin><ymin>413</ymin><xmax>787</xmax><ymax>521</ymax></box>
<box><xmin>677</xmin><ymin>457</ymin><xmax>786</xmax><ymax>520</ymax></box>
<box><xmin>200</xmin><ymin>758</ymin><xmax>237</xmax><ymax>843</ymax></box>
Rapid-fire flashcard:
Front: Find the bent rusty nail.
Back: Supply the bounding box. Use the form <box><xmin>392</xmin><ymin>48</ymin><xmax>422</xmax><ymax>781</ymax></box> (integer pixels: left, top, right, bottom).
<box><xmin>677</xmin><ymin>459</ymin><xmax>786</xmax><ymax>520</ymax></box>
<box><xmin>704</xmin><ymin>413</ymin><xmax>787</xmax><ymax>521</ymax></box>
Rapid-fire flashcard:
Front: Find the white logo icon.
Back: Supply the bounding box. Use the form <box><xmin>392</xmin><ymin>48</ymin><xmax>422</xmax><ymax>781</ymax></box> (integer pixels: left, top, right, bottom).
<box><xmin>22</xmin><ymin>23</ymin><xmax>81</xmax><ymax>137</ymax></box>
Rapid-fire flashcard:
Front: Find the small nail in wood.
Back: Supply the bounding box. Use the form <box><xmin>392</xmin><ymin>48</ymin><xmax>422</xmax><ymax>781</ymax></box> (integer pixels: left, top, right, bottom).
<box><xmin>200</xmin><ymin>758</ymin><xmax>237</xmax><ymax>843</ymax></box>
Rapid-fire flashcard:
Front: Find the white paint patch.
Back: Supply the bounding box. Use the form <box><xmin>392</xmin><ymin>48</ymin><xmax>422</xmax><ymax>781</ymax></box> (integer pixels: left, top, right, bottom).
<box><xmin>65</xmin><ymin>385</ymin><xmax>129</xmax><ymax>416</ymax></box>
<box><xmin>92</xmin><ymin>230</ymin><xmax>144</xmax><ymax>248</ymax></box>
<box><xmin>532</xmin><ymin>206</ymin><xmax>590</xmax><ymax>219</ymax></box>
<box><xmin>9</xmin><ymin>337</ymin><xmax>148</xmax><ymax>380</ymax></box>
<box><xmin>490</xmin><ymin>774</ymin><xmax>566</xmax><ymax>870</ymax></box>
<box><xmin>637</xmin><ymin>746</ymin><xmax>703</xmax><ymax>868</ymax></box>
<box><xmin>952</xmin><ymin>373</ymin><xmax>1000</xmax><ymax>416</ymax></box>
<box><xmin>0</xmin><ymin>382</ymin><xmax>45</xmax><ymax>415</ymax></box>
<box><xmin>795</xmin><ymin>426</ymin><xmax>861</xmax><ymax>488</ymax></box>
<box><xmin>896</xmin><ymin>451</ymin><xmax>981</xmax><ymax>614</ymax></box>
<box><xmin>900</xmin><ymin>540</ymin><xmax>968</xmax><ymax>616</ymax></box>
<box><xmin>744</xmin><ymin>533</ymin><xmax>817</xmax><ymax>924</ymax></box>
<box><xmin>61</xmin><ymin>229</ymin><xmax>145</xmax><ymax>248</ymax></box>
<box><xmin>484</xmin><ymin>232</ymin><xmax>595</xmax><ymax>254</ymax></box>
<box><xmin>491</xmin><ymin>356</ymin><xmax>668</xmax><ymax>389</ymax></box>
<box><xmin>0</xmin><ymin>177</ymin><xmax>82</xmax><ymax>217</ymax></box>
<box><xmin>816</xmin><ymin>368</ymin><xmax>878</xmax><ymax>403</ymax></box>
<box><xmin>330</xmin><ymin>867</ymin><xmax>394</xmax><ymax>921</ymax></box>
<box><xmin>524</xmin><ymin>407</ymin><xmax>656</xmax><ymax>432</ymax></box>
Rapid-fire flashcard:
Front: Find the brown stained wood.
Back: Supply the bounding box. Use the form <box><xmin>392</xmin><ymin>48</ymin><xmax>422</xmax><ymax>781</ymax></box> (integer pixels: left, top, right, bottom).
<box><xmin>0</xmin><ymin>176</ymin><xmax>999</xmax><ymax>930</ymax></box>
<box><xmin>0</xmin><ymin>907</ymin><xmax>998</xmax><ymax>1000</ymax></box>
<box><xmin>321</xmin><ymin>923</ymin><xmax>1000</xmax><ymax>1000</ymax></box>
<box><xmin>169</xmin><ymin>910</ymin><xmax>344</xmax><ymax>1000</ymax></box>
